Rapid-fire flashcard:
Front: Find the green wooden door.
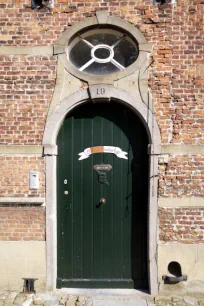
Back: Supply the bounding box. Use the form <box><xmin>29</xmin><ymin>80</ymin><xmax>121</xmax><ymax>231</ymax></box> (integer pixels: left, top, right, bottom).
<box><xmin>57</xmin><ymin>101</ymin><xmax>148</xmax><ymax>289</ymax></box>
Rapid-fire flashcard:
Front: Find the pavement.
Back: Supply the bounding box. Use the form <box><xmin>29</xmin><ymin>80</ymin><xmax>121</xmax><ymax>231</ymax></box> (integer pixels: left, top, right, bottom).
<box><xmin>1</xmin><ymin>291</ymin><xmax>204</xmax><ymax>306</ymax></box>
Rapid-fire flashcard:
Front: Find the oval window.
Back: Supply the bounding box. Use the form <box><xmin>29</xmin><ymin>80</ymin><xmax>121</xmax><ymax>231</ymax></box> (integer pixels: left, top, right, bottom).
<box><xmin>67</xmin><ymin>28</ymin><xmax>139</xmax><ymax>76</ymax></box>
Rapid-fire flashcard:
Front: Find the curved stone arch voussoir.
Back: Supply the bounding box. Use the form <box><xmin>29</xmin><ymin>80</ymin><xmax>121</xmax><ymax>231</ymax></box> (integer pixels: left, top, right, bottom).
<box><xmin>43</xmin><ymin>86</ymin><xmax>161</xmax><ymax>152</ymax></box>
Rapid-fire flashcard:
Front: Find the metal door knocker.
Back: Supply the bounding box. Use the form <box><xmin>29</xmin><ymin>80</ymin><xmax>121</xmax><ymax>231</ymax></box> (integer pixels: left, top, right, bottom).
<box><xmin>94</xmin><ymin>164</ymin><xmax>112</xmax><ymax>185</ymax></box>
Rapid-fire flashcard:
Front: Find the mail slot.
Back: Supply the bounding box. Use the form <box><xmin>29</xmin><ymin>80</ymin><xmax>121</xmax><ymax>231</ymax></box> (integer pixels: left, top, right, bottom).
<box><xmin>93</xmin><ymin>164</ymin><xmax>112</xmax><ymax>171</ymax></box>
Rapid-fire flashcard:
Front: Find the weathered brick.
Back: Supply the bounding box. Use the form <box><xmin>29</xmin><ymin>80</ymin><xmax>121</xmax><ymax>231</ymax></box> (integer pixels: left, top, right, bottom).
<box><xmin>159</xmin><ymin>207</ymin><xmax>204</xmax><ymax>243</ymax></box>
<box><xmin>0</xmin><ymin>156</ymin><xmax>45</xmax><ymax>197</ymax></box>
<box><xmin>0</xmin><ymin>206</ymin><xmax>45</xmax><ymax>241</ymax></box>
<box><xmin>0</xmin><ymin>0</ymin><xmax>203</xmax><ymax>244</ymax></box>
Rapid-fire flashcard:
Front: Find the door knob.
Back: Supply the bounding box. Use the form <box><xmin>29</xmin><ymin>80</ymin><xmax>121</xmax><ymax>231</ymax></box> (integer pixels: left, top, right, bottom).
<box><xmin>100</xmin><ymin>198</ymin><xmax>106</xmax><ymax>205</ymax></box>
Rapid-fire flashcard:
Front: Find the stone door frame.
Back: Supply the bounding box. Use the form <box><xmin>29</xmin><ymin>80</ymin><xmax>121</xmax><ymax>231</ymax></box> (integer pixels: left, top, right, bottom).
<box><xmin>43</xmin><ymin>85</ymin><xmax>161</xmax><ymax>295</ymax></box>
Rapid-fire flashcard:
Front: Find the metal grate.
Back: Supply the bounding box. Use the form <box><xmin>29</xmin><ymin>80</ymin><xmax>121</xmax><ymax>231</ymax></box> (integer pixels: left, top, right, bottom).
<box><xmin>22</xmin><ymin>278</ymin><xmax>38</xmax><ymax>293</ymax></box>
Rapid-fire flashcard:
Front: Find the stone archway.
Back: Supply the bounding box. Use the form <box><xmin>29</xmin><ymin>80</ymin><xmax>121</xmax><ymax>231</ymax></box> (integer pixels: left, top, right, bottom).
<box><xmin>43</xmin><ymin>85</ymin><xmax>161</xmax><ymax>295</ymax></box>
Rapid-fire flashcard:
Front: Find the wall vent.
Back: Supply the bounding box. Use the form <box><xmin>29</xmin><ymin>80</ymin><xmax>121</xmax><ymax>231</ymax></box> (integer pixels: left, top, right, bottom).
<box><xmin>22</xmin><ymin>278</ymin><xmax>38</xmax><ymax>293</ymax></box>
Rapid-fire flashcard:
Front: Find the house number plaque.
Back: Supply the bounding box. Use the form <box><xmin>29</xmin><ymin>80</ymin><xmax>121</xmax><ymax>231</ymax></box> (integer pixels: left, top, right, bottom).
<box><xmin>96</xmin><ymin>88</ymin><xmax>105</xmax><ymax>95</ymax></box>
<box><xmin>94</xmin><ymin>164</ymin><xmax>112</xmax><ymax>185</ymax></box>
<box><xmin>94</xmin><ymin>164</ymin><xmax>112</xmax><ymax>171</ymax></box>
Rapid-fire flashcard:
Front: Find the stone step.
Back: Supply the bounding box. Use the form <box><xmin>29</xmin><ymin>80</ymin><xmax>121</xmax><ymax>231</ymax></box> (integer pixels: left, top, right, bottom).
<box><xmin>86</xmin><ymin>298</ymin><xmax>154</xmax><ymax>306</ymax></box>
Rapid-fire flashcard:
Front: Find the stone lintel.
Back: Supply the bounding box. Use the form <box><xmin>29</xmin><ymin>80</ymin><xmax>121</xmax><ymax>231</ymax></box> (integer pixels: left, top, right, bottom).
<box><xmin>53</xmin><ymin>45</ymin><xmax>65</xmax><ymax>55</ymax></box>
<box><xmin>159</xmin><ymin>197</ymin><xmax>204</xmax><ymax>208</ymax></box>
<box><xmin>0</xmin><ymin>46</ymin><xmax>53</xmax><ymax>56</ymax></box>
<box><xmin>161</xmin><ymin>144</ymin><xmax>204</xmax><ymax>155</ymax></box>
<box><xmin>0</xmin><ymin>145</ymin><xmax>43</xmax><ymax>155</ymax></box>
<box><xmin>43</xmin><ymin>145</ymin><xmax>58</xmax><ymax>156</ymax></box>
<box><xmin>0</xmin><ymin>144</ymin><xmax>203</xmax><ymax>156</ymax></box>
<box><xmin>0</xmin><ymin>197</ymin><xmax>45</xmax><ymax>205</ymax></box>
<box><xmin>139</xmin><ymin>43</ymin><xmax>152</xmax><ymax>52</ymax></box>
<box><xmin>148</xmin><ymin>144</ymin><xmax>161</xmax><ymax>155</ymax></box>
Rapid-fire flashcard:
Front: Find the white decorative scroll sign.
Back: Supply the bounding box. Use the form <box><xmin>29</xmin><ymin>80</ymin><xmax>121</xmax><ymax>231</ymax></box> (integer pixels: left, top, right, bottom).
<box><xmin>78</xmin><ymin>146</ymin><xmax>128</xmax><ymax>160</ymax></box>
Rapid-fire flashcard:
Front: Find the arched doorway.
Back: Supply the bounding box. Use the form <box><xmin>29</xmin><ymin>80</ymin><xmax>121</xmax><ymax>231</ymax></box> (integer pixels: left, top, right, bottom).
<box><xmin>43</xmin><ymin>85</ymin><xmax>161</xmax><ymax>294</ymax></box>
<box><xmin>56</xmin><ymin>101</ymin><xmax>149</xmax><ymax>289</ymax></box>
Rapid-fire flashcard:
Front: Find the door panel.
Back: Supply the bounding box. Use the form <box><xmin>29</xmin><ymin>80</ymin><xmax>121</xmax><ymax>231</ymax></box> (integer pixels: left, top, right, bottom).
<box><xmin>57</xmin><ymin>101</ymin><xmax>148</xmax><ymax>289</ymax></box>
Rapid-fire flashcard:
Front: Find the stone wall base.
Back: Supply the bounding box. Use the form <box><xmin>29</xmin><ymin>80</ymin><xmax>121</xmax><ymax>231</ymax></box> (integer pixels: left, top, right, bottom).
<box><xmin>159</xmin><ymin>281</ymin><xmax>204</xmax><ymax>298</ymax></box>
<box><xmin>0</xmin><ymin>241</ymin><xmax>46</xmax><ymax>291</ymax></box>
<box><xmin>158</xmin><ymin>244</ymin><xmax>204</xmax><ymax>297</ymax></box>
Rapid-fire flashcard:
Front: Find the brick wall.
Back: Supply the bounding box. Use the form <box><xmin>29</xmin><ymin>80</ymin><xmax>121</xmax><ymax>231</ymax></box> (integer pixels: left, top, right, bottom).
<box><xmin>0</xmin><ymin>206</ymin><xmax>45</xmax><ymax>241</ymax></box>
<box><xmin>149</xmin><ymin>1</ymin><xmax>204</xmax><ymax>144</ymax></box>
<box><xmin>0</xmin><ymin>156</ymin><xmax>45</xmax><ymax>197</ymax></box>
<box><xmin>159</xmin><ymin>155</ymin><xmax>204</xmax><ymax>197</ymax></box>
<box><xmin>0</xmin><ymin>0</ymin><xmax>203</xmax><ymax>243</ymax></box>
<box><xmin>0</xmin><ymin>55</ymin><xmax>56</xmax><ymax>144</ymax></box>
<box><xmin>159</xmin><ymin>207</ymin><xmax>204</xmax><ymax>243</ymax></box>
<box><xmin>0</xmin><ymin>1</ymin><xmax>203</xmax><ymax>145</ymax></box>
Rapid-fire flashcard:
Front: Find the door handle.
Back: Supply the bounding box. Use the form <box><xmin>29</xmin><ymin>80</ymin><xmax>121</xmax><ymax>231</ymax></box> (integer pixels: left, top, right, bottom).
<box><xmin>100</xmin><ymin>198</ymin><xmax>106</xmax><ymax>205</ymax></box>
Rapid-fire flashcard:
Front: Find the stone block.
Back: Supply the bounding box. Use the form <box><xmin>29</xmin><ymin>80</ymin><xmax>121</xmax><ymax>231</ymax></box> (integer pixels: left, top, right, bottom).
<box><xmin>183</xmin><ymin>296</ymin><xmax>198</xmax><ymax>305</ymax></box>
<box><xmin>77</xmin><ymin>297</ymin><xmax>86</xmax><ymax>303</ymax></box>
<box><xmin>0</xmin><ymin>242</ymin><xmax>10</xmax><ymax>258</ymax></box>
<box><xmin>61</xmin><ymin>71</ymin><xmax>81</xmax><ymax>101</ymax></box>
<box><xmin>3</xmin><ymin>296</ymin><xmax>16</xmax><ymax>306</ymax></box>
<box><xmin>33</xmin><ymin>297</ymin><xmax>44</xmax><ymax>305</ymax></box>
<box><xmin>7</xmin><ymin>258</ymin><xmax>27</xmax><ymax>275</ymax></box>
<box><xmin>193</xmin><ymin>263</ymin><xmax>204</xmax><ymax>280</ymax></box>
<box><xmin>66</xmin><ymin>296</ymin><xmax>77</xmax><ymax>306</ymax></box>
<box><xmin>92</xmin><ymin>300</ymin><xmax>147</xmax><ymax>306</ymax></box>
<box><xmin>0</xmin><ymin>258</ymin><xmax>9</xmax><ymax>274</ymax></box>
<box><xmin>158</xmin><ymin>197</ymin><xmax>204</xmax><ymax>208</ymax></box>
<box><xmin>171</xmin><ymin>297</ymin><xmax>183</xmax><ymax>303</ymax></box>
<box><xmin>59</xmin><ymin>296</ymin><xmax>68</xmax><ymax>306</ymax></box>
<box><xmin>159</xmin><ymin>280</ymin><xmax>204</xmax><ymax>298</ymax></box>
<box><xmin>44</xmin><ymin>301</ymin><xmax>58</xmax><ymax>306</ymax></box>
<box><xmin>0</xmin><ymin>275</ymin><xmax>9</xmax><ymax>290</ymax></box>
<box><xmin>13</xmin><ymin>294</ymin><xmax>27</xmax><ymax>305</ymax></box>
<box><xmin>8</xmin><ymin>242</ymin><xmax>46</xmax><ymax>258</ymax></box>
<box><xmin>155</xmin><ymin>296</ymin><xmax>172</xmax><ymax>305</ymax></box>
<box><xmin>197</xmin><ymin>245</ymin><xmax>204</xmax><ymax>262</ymax></box>
<box><xmin>158</xmin><ymin>244</ymin><xmax>197</xmax><ymax>280</ymax></box>
<box><xmin>155</xmin><ymin>297</ymin><xmax>171</xmax><ymax>302</ymax></box>
<box><xmin>96</xmin><ymin>11</ymin><xmax>108</xmax><ymax>24</ymax></box>
<box><xmin>76</xmin><ymin>296</ymin><xmax>86</xmax><ymax>306</ymax></box>
<box><xmin>27</xmin><ymin>258</ymin><xmax>46</xmax><ymax>275</ymax></box>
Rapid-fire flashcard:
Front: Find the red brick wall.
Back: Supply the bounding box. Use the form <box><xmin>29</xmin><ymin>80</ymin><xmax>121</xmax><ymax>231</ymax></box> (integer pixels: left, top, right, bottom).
<box><xmin>0</xmin><ymin>55</ymin><xmax>56</xmax><ymax>144</ymax></box>
<box><xmin>0</xmin><ymin>206</ymin><xmax>45</xmax><ymax>241</ymax></box>
<box><xmin>0</xmin><ymin>1</ymin><xmax>203</xmax><ymax>145</ymax></box>
<box><xmin>149</xmin><ymin>1</ymin><xmax>204</xmax><ymax>144</ymax></box>
<box><xmin>0</xmin><ymin>156</ymin><xmax>45</xmax><ymax>197</ymax></box>
<box><xmin>159</xmin><ymin>207</ymin><xmax>204</xmax><ymax>243</ymax></box>
<box><xmin>159</xmin><ymin>155</ymin><xmax>204</xmax><ymax>197</ymax></box>
<box><xmin>0</xmin><ymin>0</ymin><xmax>203</xmax><ymax>243</ymax></box>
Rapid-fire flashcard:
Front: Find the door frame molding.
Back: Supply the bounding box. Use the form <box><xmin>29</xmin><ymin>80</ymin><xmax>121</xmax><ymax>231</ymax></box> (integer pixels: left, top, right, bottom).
<box><xmin>43</xmin><ymin>85</ymin><xmax>161</xmax><ymax>295</ymax></box>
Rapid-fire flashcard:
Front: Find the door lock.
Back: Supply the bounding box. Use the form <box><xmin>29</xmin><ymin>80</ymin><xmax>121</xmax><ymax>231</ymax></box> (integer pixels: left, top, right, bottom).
<box><xmin>100</xmin><ymin>198</ymin><xmax>106</xmax><ymax>205</ymax></box>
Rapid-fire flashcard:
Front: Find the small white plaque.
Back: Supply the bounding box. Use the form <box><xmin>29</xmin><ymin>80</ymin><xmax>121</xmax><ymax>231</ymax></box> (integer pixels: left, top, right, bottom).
<box><xmin>29</xmin><ymin>171</ymin><xmax>39</xmax><ymax>189</ymax></box>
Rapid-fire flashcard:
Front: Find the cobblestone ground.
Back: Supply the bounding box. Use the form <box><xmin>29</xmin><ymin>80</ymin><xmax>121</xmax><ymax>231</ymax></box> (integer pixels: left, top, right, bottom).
<box><xmin>1</xmin><ymin>292</ymin><xmax>204</xmax><ymax>306</ymax></box>
<box><xmin>155</xmin><ymin>296</ymin><xmax>204</xmax><ymax>306</ymax></box>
